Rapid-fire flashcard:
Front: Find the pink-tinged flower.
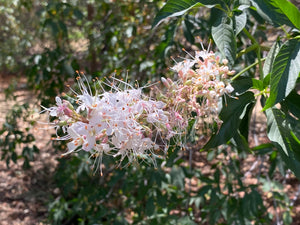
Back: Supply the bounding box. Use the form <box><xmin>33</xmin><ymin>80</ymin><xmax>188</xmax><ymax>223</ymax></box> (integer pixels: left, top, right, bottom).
<box><xmin>160</xmin><ymin>46</ymin><xmax>235</xmax><ymax>140</ymax></box>
<box><xmin>44</xmin><ymin>97</ymin><xmax>72</xmax><ymax>118</ymax></box>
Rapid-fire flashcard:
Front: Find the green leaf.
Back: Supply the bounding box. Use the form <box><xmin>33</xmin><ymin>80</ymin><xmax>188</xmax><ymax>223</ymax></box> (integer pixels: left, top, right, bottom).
<box><xmin>231</xmin><ymin>78</ymin><xmax>253</xmax><ymax>95</ymax></box>
<box><xmin>146</xmin><ymin>196</ymin><xmax>155</xmax><ymax>216</ymax></box>
<box><xmin>207</xmin><ymin>150</ymin><xmax>215</xmax><ymax>161</ymax></box>
<box><xmin>232</xmin><ymin>130</ymin><xmax>251</xmax><ymax>153</ymax></box>
<box><xmin>252</xmin><ymin>78</ymin><xmax>264</xmax><ymax>91</ymax></box>
<box><xmin>204</xmin><ymin>91</ymin><xmax>255</xmax><ymax>149</ymax></box>
<box><xmin>250</xmin><ymin>0</ymin><xmax>300</xmax><ymax>29</ymax></box>
<box><xmin>266</xmin><ymin>107</ymin><xmax>300</xmax><ymax>179</ymax></box>
<box><xmin>264</xmin><ymin>39</ymin><xmax>300</xmax><ymax>110</ymax></box>
<box><xmin>263</xmin><ymin>73</ymin><xmax>271</xmax><ymax>87</ymax></box>
<box><xmin>283</xmin><ymin>211</ymin><xmax>293</xmax><ymax>225</ymax></box>
<box><xmin>212</xmin><ymin>12</ymin><xmax>236</xmax><ymax>64</ymax></box>
<box><xmin>209</xmin><ymin>208</ymin><xmax>221</xmax><ymax>225</ymax></box>
<box><xmin>170</xmin><ymin>166</ymin><xmax>185</xmax><ymax>189</ymax></box>
<box><xmin>73</xmin><ymin>8</ymin><xmax>83</xmax><ymax>20</ymax></box>
<box><xmin>234</xmin><ymin>11</ymin><xmax>247</xmax><ymax>36</ymax></box>
<box><xmin>252</xmin><ymin>143</ymin><xmax>274</xmax><ymax>154</ymax></box>
<box><xmin>152</xmin><ymin>0</ymin><xmax>219</xmax><ymax>27</ymax></box>
<box><xmin>260</xmin><ymin>177</ymin><xmax>284</xmax><ymax>192</ymax></box>
<box><xmin>43</xmin><ymin>18</ymin><xmax>58</xmax><ymax>35</ymax></box>
<box><xmin>11</xmin><ymin>152</ymin><xmax>17</xmax><ymax>163</ymax></box>
<box><xmin>283</xmin><ymin>90</ymin><xmax>300</xmax><ymax>118</ymax></box>
<box><xmin>177</xmin><ymin>216</ymin><xmax>197</xmax><ymax>225</ymax></box>
<box><xmin>183</xmin><ymin>17</ymin><xmax>195</xmax><ymax>43</ymax></box>
<box><xmin>156</xmin><ymin>191</ymin><xmax>167</xmax><ymax>208</ymax></box>
<box><xmin>263</xmin><ymin>40</ymin><xmax>282</xmax><ymax>78</ymax></box>
<box><xmin>273</xmin><ymin>0</ymin><xmax>300</xmax><ymax>30</ymax></box>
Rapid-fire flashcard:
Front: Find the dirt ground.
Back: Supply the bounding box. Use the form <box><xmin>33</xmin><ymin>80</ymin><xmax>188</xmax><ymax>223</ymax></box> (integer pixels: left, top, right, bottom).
<box><xmin>0</xmin><ymin>74</ymin><xmax>56</xmax><ymax>225</ymax></box>
<box><xmin>0</xmin><ymin>74</ymin><xmax>300</xmax><ymax>224</ymax></box>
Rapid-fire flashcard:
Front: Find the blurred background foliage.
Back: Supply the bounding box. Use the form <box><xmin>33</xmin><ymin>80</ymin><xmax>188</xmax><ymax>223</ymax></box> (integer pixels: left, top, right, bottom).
<box><xmin>0</xmin><ymin>0</ymin><xmax>299</xmax><ymax>224</ymax></box>
<box><xmin>1</xmin><ymin>0</ymin><xmax>179</xmax><ymax>105</ymax></box>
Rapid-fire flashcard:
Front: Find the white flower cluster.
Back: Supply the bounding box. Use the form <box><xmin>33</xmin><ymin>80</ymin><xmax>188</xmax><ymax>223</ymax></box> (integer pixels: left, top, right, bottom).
<box><xmin>43</xmin><ymin>76</ymin><xmax>173</xmax><ymax>174</ymax></box>
<box><xmin>43</xmin><ymin>46</ymin><xmax>235</xmax><ymax>174</ymax></box>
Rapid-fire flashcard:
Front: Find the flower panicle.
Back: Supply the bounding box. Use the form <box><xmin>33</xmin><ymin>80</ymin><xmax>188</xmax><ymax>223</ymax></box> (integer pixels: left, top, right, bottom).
<box><xmin>42</xmin><ymin>44</ymin><xmax>235</xmax><ymax>175</ymax></box>
<box><xmin>160</xmin><ymin>47</ymin><xmax>235</xmax><ymax>136</ymax></box>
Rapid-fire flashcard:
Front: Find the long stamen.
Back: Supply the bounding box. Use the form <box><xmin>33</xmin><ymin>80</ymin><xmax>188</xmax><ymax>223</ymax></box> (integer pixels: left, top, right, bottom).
<box><xmin>182</xmin><ymin>48</ymin><xmax>195</xmax><ymax>59</ymax></box>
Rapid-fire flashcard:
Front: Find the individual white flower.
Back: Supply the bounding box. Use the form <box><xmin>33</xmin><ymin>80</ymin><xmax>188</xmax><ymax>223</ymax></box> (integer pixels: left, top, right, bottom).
<box><xmin>225</xmin><ymin>83</ymin><xmax>234</xmax><ymax>93</ymax></box>
<box><xmin>45</xmin><ymin>97</ymin><xmax>71</xmax><ymax>118</ymax></box>
<box><xmin>171</xmin><ymin>59</ymin><xmax>196</xmax><ymax>80</ymax></box>
<box><xmin>67</xmin><ymin>122</ymin><xmax>96</xmax><ymax>152</ymax></box>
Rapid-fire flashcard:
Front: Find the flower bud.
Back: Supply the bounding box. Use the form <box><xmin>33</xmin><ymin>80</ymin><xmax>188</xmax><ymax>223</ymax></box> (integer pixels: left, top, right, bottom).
<box><xmin>161</xmin><ymin>77</ymin><xmax>170</xmax><ymax>88</ymax></box>
<box><xmin>222</xmin><ymin>59</ymin><xmax>228</xmax><ymax>65</ymax></box>
<box><xmin>225</xmin><ymin>84</ymin><xmax>234</xmax><ymax>93</ymax></box>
